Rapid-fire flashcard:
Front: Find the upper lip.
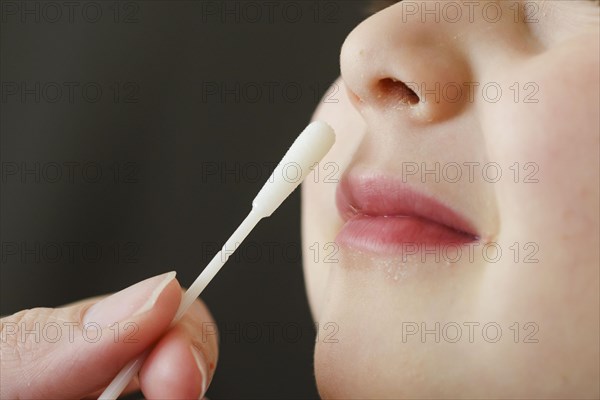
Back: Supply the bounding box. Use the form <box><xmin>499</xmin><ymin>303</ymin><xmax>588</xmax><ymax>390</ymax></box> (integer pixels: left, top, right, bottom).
<box><xmin>336</xmin><ymin>172</ymin><xmax>479</xmax><ymax>240</ymax></box>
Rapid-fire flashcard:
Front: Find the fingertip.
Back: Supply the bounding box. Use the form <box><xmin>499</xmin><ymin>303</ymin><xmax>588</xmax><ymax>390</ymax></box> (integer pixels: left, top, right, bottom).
<box><xmin>184</xmin><ymin>300</ymin><xmax>219</xmax><ymax>363</ymax></box>
<box><xmin>0</xmin><ymin>272</ymin><xmax>185</xmax><ymax>399</ymax></box>
<box><xmin>71</xmin><ymin>273</ymin><xmax>184</xmax><ymax>394</ymax></box>
<box><xmin>190</xmin><ymin>345</ymin><xmax>209</xmax><ymax>399</ymax></box>
<box><xmin>154</xmin><ymin>275</ymin><xmax>183</xmax><ymax>320</ymax></box>
<box><xmin>139</xmin><ymin>327</ymin><xmax>208</xmax><ymax>400</ymax></box>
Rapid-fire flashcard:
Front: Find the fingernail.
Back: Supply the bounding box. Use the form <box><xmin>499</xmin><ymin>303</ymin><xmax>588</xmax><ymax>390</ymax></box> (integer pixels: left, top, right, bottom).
<box><xmin>191</xmin><ymin>346</ymin><xmax>209</xmax><ymax>400</ymax></box>
<box><xmin>83</xmin><ymin>271</ymin><xmax>176</xmax><ymax>327</ymax></box>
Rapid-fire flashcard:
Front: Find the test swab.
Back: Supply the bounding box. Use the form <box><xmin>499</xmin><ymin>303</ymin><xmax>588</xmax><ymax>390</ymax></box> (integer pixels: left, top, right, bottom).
<box><xmin>98</xmin><ymin>121</ymin><xmax>335</xmax><ymax>400</ymax></box>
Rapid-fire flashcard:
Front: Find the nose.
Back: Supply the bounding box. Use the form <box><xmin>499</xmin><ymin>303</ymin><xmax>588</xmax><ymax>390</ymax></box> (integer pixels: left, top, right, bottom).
<box><xmin>340</xmin><ymin>3</ymin><xmax>472</xmax><ymax>125</ymax></box>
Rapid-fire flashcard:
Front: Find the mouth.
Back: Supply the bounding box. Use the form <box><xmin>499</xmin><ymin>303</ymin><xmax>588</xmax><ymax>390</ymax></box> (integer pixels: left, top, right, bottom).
<box><xmin>335</xmin><ymin>173</ymin><xmax>479</xmax><ymax>255</ymax></box>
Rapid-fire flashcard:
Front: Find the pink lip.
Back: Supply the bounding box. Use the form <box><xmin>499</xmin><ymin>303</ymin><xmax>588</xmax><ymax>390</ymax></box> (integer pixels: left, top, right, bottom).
<box><xmin>335</xmin><ymin>174</ymin><xmax>478</xmax><ymax>254</ymax></box>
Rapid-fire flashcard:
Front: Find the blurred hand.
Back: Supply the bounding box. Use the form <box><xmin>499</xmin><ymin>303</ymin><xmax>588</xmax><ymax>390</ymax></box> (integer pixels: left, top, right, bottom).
<box><xmin>1</xmin><ymin>272</ymin><xmax>218</xmax><ymax>399</ymax></box>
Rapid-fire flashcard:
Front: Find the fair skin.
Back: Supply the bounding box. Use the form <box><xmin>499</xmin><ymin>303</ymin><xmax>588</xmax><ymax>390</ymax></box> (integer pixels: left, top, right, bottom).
<box><xmin>2</xmin><ymin>1</ymin><xmax>598</xmax><ymax>399</ymax></box>
<box><xmin>303</xmin><ymin>0</ymin><xmax>599</xmax><ymax>398</ymax></box>
<box><xmin>1</xmin><ymin>273</ymin><xmax>219</xmax><ymax>399</ymax></box>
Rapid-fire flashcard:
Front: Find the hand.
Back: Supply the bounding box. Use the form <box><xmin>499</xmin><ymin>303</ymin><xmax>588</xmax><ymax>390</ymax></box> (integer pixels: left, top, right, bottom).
<box><xmin>1</xmin><ymin>272</ymin><xmax>218</xmax><ymax>399</ymax></box>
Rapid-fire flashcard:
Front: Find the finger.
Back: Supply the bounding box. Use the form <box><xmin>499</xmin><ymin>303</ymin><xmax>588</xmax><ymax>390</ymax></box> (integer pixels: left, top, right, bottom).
<box><xmin>139</xmin><ymin>299</ymin><xmax>219</xmax><ymax>400</ymax></box>
<box><xmin>1</xmin><ymin>272</ymin><xmax>181</xmax><ymax>399</ymax></box>
<box><xmin>84</xmin><ymin>375</ymin><xmax>140</xmax><ymax>399</ymax></box>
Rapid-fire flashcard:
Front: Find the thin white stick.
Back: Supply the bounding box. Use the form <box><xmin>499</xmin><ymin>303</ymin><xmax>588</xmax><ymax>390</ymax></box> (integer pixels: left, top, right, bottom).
<box><xmin>99</xmin><ymin>210</ymin><xmax>263</xmax><ymax>400</ymax></box>
<box><xmin>98</xmin><ymin>121</ymin><xmax>335</xmax><ymax>400</ymax></box>
<box><xmin>175</xmin><ymin>210</ymin><xmax>263</xmax><ymax>320</ymax></box>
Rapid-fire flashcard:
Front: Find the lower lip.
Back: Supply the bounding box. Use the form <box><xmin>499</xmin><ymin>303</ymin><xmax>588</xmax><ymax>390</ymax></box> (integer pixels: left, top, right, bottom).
<box><xmin>336</xmin><ymin>215</ymin><xmax>475</xmax><ymax>255</ymax></box>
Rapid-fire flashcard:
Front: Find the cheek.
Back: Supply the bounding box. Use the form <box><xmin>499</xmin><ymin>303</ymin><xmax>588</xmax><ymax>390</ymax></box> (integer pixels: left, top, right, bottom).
<box><xmin>475</xmin><ymin>36</ymin><xmax>599</xmax><ymax>385</ymax></box>
<box><xmin>482</xmin><ymin>35</ymin><xmax>599</xmax><ymax>250</ymax></box>
<box><xmin>301</xmin><ymin>78</ymin><xmax>366</xmax><ymax>321</ymax></box>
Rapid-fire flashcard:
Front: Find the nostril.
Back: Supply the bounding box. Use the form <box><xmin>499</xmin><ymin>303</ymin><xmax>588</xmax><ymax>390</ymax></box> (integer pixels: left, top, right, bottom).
<box><xmin>345</xmin><ymin>84</ymin><xmax>364</xmax><ymax>107</ymax></box>
<box><xmin>377</xmin><ymin>78</ymin><xmax>420</xmax><ymax>105</ymax></box>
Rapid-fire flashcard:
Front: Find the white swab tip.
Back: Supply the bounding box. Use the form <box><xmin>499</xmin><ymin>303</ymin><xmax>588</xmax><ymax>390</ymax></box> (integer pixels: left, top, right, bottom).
<box><xmin>252</xmin><ymin>121</ymin><xmax>336</xmax><ymax>217</ymax></box>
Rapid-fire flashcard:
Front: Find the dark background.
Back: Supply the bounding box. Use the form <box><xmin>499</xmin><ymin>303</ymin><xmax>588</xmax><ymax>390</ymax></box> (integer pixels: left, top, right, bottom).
<box><xmin>0</xmin><ymin>1</ymin><xmax>366</xmax><ymax>399</ymax></box>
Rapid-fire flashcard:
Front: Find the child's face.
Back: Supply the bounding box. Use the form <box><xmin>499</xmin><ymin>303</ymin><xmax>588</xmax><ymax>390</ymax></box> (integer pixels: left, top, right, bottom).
<box><xmin>302</xmin><ymin>1</ymin><xmax>599</xmax><ymax>398</ymax></box>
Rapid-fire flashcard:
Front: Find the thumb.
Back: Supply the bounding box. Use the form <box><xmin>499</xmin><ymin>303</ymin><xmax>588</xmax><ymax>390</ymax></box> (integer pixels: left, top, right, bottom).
<box><xmin>1</xmin><ymin>272</ymin><xmax>181</xmax><ymax>399</ymax></box>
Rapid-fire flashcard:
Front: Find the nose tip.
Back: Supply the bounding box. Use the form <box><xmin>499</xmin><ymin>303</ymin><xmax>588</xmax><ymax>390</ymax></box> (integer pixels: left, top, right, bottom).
<box><xmin>339</xmin><ymin>7</ymin><xmax>472</xmax><ymax>124</ymax></box>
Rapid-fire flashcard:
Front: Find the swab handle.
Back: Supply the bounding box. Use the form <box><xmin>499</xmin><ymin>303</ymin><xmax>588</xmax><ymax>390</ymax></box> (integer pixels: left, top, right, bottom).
<box><xmin>175</xmin><ymin>210</ymin><xmax>263</xmax><ymax>320</ymax></box>
<box><xmin>252</xmin><ymin>121</ymin><xmax>335</xmax><ymax>217</ymax></box>
<box><xmin>97</xmin><ymin>211</ymin><xmax>262</xmax><ymax>400</ymax></box>
<box><xmin>98</xmin><ymin>350</ymin><xmax>149</xmax><ymax>400</ymax></box>
<box><xmin>98</xmin><ymin>121</ymin><xmax>336</xmax><ymax>400</ymax></box>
